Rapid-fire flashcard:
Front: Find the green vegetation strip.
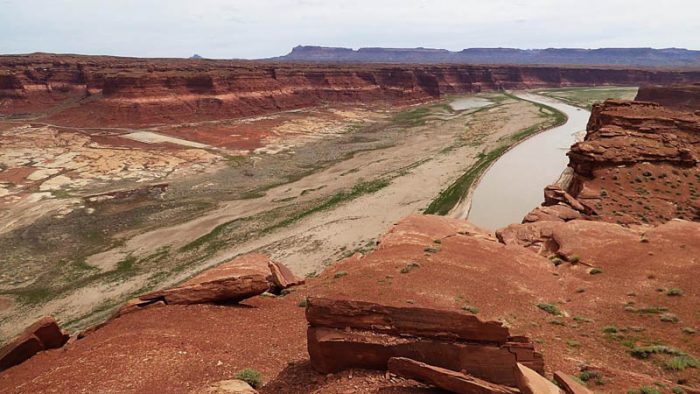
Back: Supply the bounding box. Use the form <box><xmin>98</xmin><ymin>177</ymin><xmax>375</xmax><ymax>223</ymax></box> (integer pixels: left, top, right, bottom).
<box><xmin>262</xmin><ymin>178</ymin><xmax>390</xmax><ymax>233</ymax></box>
<box><xmin>424</xmin><ymin>94</ymin><xmax>567</xmax><ymax>215</ymax></box>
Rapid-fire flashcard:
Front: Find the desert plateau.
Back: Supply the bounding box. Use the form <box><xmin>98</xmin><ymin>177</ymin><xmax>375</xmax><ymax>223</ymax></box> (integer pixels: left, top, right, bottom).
<box><xmin>1</xmin><ymin>1</ymin><xmax>700</xmax><ymax>393</ymax></box>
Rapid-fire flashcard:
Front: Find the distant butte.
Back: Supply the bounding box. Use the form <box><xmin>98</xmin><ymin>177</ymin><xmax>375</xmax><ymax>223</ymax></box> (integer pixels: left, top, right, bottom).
<box><xmin>271</xmin><ymin>45</ymin><xmax>700</xmax><ymax>67</ymax></box>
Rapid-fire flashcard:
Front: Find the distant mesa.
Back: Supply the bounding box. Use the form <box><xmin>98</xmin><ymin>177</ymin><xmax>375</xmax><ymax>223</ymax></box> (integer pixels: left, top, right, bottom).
<box><xmin>190</xmin><ymin>53</ymin><xmax>203</xmax><ymax>59</ymax></box>
<box><xmin>272</xmin><ymin>45</ymin><xmax>700</xmax><ymax>67</ymax></box>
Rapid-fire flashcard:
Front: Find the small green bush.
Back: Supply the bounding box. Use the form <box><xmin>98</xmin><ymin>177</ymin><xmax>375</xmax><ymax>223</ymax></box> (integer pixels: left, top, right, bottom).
<box><xmin>664</xmin><ymin>355</ymin><xmax>698</xmax><ymax>371</ymax></box>
<box><xmin>234</xmin><ymin>368</ymin><xmax>263</xmax><ymax>388</ymax></box>
<box><xmin>461</xmin><ymin>305</ymin><xmax>479</xmax><ymax>314</ymax></box>
<box><xmin>297</xmin><ymin>297</ymin><xmax>308</xmax><ymax>308</ymax></box>
<box><xmin>630</xmin><ymin>345</ymin><xmax>684</xmax><ymax>359</ymax></box>
<box><xmin>660</xmin><ymin>313</ymin><xmax>679</xmax><ymax>323</ymax></box>
<box><xmin>602</xmin><ymin>326</ymin><xmax>618</xmax><ymax>334</ymax></box>
<box><xmin>537</xmin><ymin>303</ymin><xmax>561</xmax><ymax>315</ymax></box>
<box><xmin>333</xmin><ymin>271</ymin><xmax>348</xmax><ymax>279</ymax></box>
<box><xmin>681</xmin><ymin>327</ymin><xmax>696</xmax><ymax>335</ymax></box>
<box><xmin>667</xmin><ymin>288</ymin><xmax>683</xmax><ymax>297</ymax></box>
<box><xmin>589</xmin><ymin>268</ymin><xmax>603</xmax><ymax>275</ymax></box>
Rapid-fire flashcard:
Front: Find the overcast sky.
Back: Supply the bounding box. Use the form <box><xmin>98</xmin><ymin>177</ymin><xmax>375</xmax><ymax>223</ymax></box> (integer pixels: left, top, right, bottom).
<box><xmin>1</xmin><ymin>0</ymin><xmax>699</xmax><ymax>59</ymax></box>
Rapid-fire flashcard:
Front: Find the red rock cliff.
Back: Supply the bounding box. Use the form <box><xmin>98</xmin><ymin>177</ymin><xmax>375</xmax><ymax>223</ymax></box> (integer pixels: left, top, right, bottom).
<box><xmin>2</xmin><ymin>53</ymin><xmax>700</xmax><ymax>127</ymax></box>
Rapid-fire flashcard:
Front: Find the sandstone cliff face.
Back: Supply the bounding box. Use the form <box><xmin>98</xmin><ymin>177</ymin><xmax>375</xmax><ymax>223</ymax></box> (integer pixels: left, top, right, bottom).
<box><xmin>2</xmin><ymin>54</ymin><xmax>700</xmax><ymax>126</ymax></box>
<box><xmin>636</xmin><ymin>83</ymin><xmax>700</xmax><ymax>112</ymax></box>
<box><xmin>563</xmin><ymin>99</ymin><xmax>700</xmax><ymax>225</ymax></box>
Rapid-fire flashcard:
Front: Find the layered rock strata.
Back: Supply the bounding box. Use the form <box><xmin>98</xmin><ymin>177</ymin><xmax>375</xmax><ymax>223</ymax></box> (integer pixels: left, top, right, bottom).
<box><xmin>305</xmin><ymin>297</ymin><xmax>543</xmax><ymax>387</ymax></box>
<box><xmin>2</xmin><ymin>53</ymin><xmax>700</xmax><ymax>127</ymax></box>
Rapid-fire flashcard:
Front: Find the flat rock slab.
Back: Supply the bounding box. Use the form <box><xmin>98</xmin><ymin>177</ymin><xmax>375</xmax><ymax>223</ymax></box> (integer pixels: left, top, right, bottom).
<box><xmin>388</xmin><ymin>357</ymin><xmax>519</xmax><ymax>394</ymax></box>
<box><xmin>306</xmin><ymin>297</ymin><xmax>510</xmax><ymax>343</ymax></box>
<box><xmin>139</xmin><ymin>254</ymin><xmax>274</xmax><ymax>305</ymax></box>
<box><xmin>553</xmin><ymin>371</ymin><xmax>593</xmax><ymax>394</ymax></box>
<box><xmin>515</xmin><ymin>363</ymin><xmax>563</xmax><ymax>394</ymax></box>
<box><xmin>307</xmin><ymin>326</ymin><xmax>542</xmax><ymax>387</ymax></box>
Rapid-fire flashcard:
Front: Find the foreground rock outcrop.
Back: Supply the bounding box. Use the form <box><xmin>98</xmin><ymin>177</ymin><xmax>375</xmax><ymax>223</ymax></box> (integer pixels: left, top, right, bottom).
<box><xmin>0</xmin><ymin>317</ymin><xmax>68</xmax><ymax>372</ymax></box>
<box><xmin>306</xmin><ymin>297</ymin><xmax>543</xmax><ymax>387</ymax></box>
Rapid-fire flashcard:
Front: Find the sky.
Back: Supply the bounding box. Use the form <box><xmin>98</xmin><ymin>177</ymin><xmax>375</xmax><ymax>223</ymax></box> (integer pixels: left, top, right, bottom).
<box><xmin>1</xmin><ymin>0</ymin><xmax>699</xmax><ymax>59</ymax></box>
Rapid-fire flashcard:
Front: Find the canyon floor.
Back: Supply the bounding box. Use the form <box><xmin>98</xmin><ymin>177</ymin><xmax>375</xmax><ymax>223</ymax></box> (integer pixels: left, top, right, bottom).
<box><xmin>0</xmin><ymin>88</ymin><xmax>622</xmax><ymax>341</ymax></box>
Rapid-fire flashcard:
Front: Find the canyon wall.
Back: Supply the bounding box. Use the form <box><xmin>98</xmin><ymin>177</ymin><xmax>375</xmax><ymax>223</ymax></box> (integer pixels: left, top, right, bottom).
<box><xmin>2</xmin><ymin>54</ymin><xmax>700</xmax><ymax>127</ymax></box>
<box><xmin>636</xmin><ymin>83</ymin><xmax>700</xmax><ymax>112</ymax></box>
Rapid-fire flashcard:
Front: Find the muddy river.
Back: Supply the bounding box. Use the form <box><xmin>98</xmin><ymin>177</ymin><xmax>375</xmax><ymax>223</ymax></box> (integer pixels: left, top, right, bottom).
<box><xmin>463</xmin><ymin>93</ymin><xmax>591</xmax><ymax>230</ymax></box>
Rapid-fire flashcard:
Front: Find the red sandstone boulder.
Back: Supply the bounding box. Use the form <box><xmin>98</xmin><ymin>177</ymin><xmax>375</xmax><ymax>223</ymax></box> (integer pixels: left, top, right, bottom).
<box><xmin>523</xmin><ymin>204</ymin><xmax>582</xmax><ymax>223</ymax></box>
<box><xmin>0</xmin><ymin>316</ymin><xmax>69</xmax><ymax>372</ymax></box>
<box><xmin>553</xmin><ymin>371</ymin><xmax>593</xmax><ymax>394</ymax></box>
<box><xmin>139</xmin><ymin>254</ymin><xmax>273</xmax><ymax>305</ymax></box>
<box><xmin>514</xmin><ymin>363</ymin><xmax>563</xmax><ymax>394</ymax></box>
<box><xmin>268</xmin><ymin>260</ymin><xmax>304</xmax><ymax>290</ymax></box>
<box><xmin>543</xmin><ymin>185</ymin><xmax>585</xmax><ymax>212</ymax></box>
<box><xmin>388</xmin><ymin>357</ymin><xmax>518</xmax><ymax>394</ymax></box>
<box><xmin>306</xmin><ymin>297</ymin><xmax>509</xmax><ymax>343</ymax></box>
<box><xmin>305</xmin><ymin>297</ymin><xmax>543</xmax><ymax>387</ymax></box>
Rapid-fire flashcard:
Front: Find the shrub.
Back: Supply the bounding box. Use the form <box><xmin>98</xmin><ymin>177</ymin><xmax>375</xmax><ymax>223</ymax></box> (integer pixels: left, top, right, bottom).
<box><xmin>672</xmin><ymin>387</ymin><xmax>687</xmax><ymax>394</ymax></box>
<box><xmin>660</xmin><ymin>313</ymin><xmax>679</xmax><ymax>323</ymax></box>
<box><xmin>423</xmin><ymin>246</ymin><xmax>440</xmax><ymax>253</ymax></box>
<box><xmin>681</xmin><ymin>327</ymin><xmax>696</xmax><ymax>335</ymax></box>
<box><xmin>569</xmin><ymin>255</ymin><xmax>581</xmax><ymax>263</ymax></box>
<box><xmin>579</xmin><ymin>369</ymin><xmax>602</xmax><ymax>382</ymax></box>
<box><xmin>461</xmin><ymin>305</ymin><xmax>479</xmax><ymax>314</ymax></box>
<box><xmin>664</xmin><ymin>355</ymin><xmax>698</xmax><ymax>371</ymax></box>
<box><xmin>566</xmin><ymin>340</ymin><xmax>581</xmax><ymax>348</ymax></box>
<box><xmin>333</xmin><ymin>271</ymin><xmax>348</xmax><ymax>279</ymax></box>
<box><xmin>297</xmin><ymin>297</ymin><xmax>309</xmax><ymax>308</ymax></box>
<box><xmin>630</xmin><ymin>345</ymin><xmax>684</xmax><ymax>359</ymax></box>
<box><xmin>667</xmin><ymin>288</ymin><xmax>683</xmax><ymax>297</ymax></box>
<box><xmin>234</xmin><ymin>368</ymin><xmax>263</xmax><ymax>388</ymax></box>
<box><xmin>603</xmin><ymin>326</ymin><xmax>618</xmax><ymax>334</ymax></box>
<box><xmin>589</xmin><ymin>268</ymin><xmax>603</xmax><ymax>275</ymax></box>
<box><xmin>537</xmin><ymin>303</ymin><xmax>561</xmax><ymax>315</ymax></box>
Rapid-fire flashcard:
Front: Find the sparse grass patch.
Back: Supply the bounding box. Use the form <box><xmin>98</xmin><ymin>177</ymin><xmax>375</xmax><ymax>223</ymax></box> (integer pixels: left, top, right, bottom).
<box><xmin>391</xmin><ymin>107</ymin><xmax>431</xmax><ymax>126</ymax></box>
<box><xmin>297</xmin><ymin>297</ymin><xmax>308</xmax><ymax>308</ymax></box>
<box><xmin>630</xmin><ymin>345</ymin><xmax>685</xmax><ymax>359</ymax></box>
<box><xmin>664</xmin><ymin>355</ymin><xmax>698</xmax><ymax>371</ymax></box>
<box><xmin>660</xmin><ymin>313</ymin><xmax>679</xmax><ymax>323</ymax></box>
<box><xmin>333</xmin><ymin>271</ymin><xmax>348</xmax><ymax>279</ymax></box>
<box><xmin>681</xmin><ymin>327</ymin><xmax>696</xmax><ymax>335</ymax></box>
<box><xmin>234</xmin><ymin>368</ymin><xmax>263</xmax><ymax>388</ymax></box>
<box><xmin>537</xmin><ymin>303</ymin><xmax>561</xmax><ymax>316</ymax></box>
<box><xmin>423</xmin><ymin>246</ymin><xmax>440</xmax><ymax>253</ymax></box>
<box><xmin>461</xmin><ymin>305</ymin><xmax>479</xmax><ymax>314</ymax></box>
<box><xmin>667</xmin><ymin>288</ymin><xmax>683</xmax><ymax>297</ymax></box>
<box><xmin>603</xmin><ymin>326</ymin><xmax>619</xmax><ymax>334</ymax></box>
<box><xmin>566</xmin><ymin>339</ymin><xmax>581</xmax><ymax>348</ymax></box>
